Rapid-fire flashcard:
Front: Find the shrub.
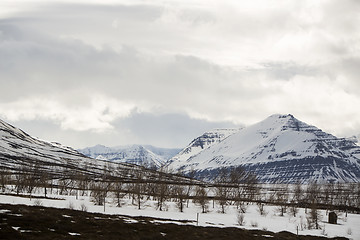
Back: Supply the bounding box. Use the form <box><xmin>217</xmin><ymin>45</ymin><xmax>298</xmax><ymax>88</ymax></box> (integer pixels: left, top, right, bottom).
<box><xmin>68</xmin><ymin>201</ymin><xmax>75</xmax><ymax>210</ymax></box>
<box><xmin>321</xmin><ymin>224</ymin><xmax>327</xmax><ymax>236</ymax></box>
<box><xmin>33</xmin><ymin>199</ymin><xmax>43</xmax><ymax>206</ymax></box>
<box><xmin>80</xmin><ymin>203</ymin><xmax>88</xmax><ymax>212</ymax></box>
<box><xmin>250</xmin><ymin>221</ymin><xmax>258</xmax><ymax>228</ymax></box>
<box><xmin>237</xmin><ymin>211</ymin><xmax>245</xmax><ymax>226</ymax></box>
<box><xmin>257</xmin><ymin>203</ymin><xmax>267</xmax><ymax>216</ymax></box>
<box><xmin>238</xmin><ymin>202</ymin><xmax>247</xmax><ymax>213</ymax></box>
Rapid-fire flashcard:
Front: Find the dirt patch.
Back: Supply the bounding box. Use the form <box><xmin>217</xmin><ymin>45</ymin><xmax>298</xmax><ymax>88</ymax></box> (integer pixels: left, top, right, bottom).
<box><xmin>0</xmin><ymin>203</ymin><xmax>348</xmax><ymax>240</ymax></box>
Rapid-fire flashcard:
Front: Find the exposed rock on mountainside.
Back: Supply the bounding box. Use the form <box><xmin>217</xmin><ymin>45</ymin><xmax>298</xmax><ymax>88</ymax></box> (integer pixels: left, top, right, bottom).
<box><xmin>0</xmin><ymin>119</ymin><xmax>189</xmax><ymax>183</ymax></box>
<box><xmin>167</xmin><ymin>114</ymin><xmax>360</xmax><ymax>183</ymax></box>
<box><xmin>166</xmin><ymin>128</ymin><xmax>240</xmax><ymax>171</ymax></box>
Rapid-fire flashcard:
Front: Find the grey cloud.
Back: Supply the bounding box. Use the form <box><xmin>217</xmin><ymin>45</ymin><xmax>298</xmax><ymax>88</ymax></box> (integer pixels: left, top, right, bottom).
<box><xmin>5</xmin><ymin>112</ymin><xmax>239</xmax><ymax>149</ymax></box>
<box><xmin>114</xmin><ymin>111</ymin><xmax>239</xmax><ymax>148</ymax></box>
<box><xmin>5</xmin><ymin>3</ymin><xmax>164</xmax><ymax>23</ymax></box>
<box><xmin>0</xmin><ymin>23</ymin><xmax>141</xmax><ymax>101</ymax></box>
<box><xmin>258</xmin><ymin>62</ymin><xmax>318</xmax><ymax>81</ymax></box>
<box><xmin>0</xmin><ymin>1</ymin><xmax>359</xmax><ymax>146</ymax></box>
<box><xmin>177</xmin><ymin>8</ymin><xmax>216</xmax><ymax>26</ymax></box>
<box><xmin>53</xmin><ymin>3</ymin><xmax>164</xmax><ymax>21</ymax></box>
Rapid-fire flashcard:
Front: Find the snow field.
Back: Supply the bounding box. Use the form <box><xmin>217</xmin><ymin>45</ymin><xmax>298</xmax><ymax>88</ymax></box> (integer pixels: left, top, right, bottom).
<box><xmin>0</xmin><ymin>192</ymin><xmax>358</xmax><ymax>239</ymax></box>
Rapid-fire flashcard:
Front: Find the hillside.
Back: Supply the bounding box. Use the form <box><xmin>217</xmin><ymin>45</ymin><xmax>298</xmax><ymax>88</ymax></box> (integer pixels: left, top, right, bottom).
<box><xmin>166</xmin><ymin>128</ymin><xmax>240</xmax><ymax>172</ymax></box>
<box><xmin>167</xmin><ymin>114</ymin><xmax>360</xmax><ymax>183</ymax></box>
<box><xmin>0</xmin><ymin>119</ymin><xmax>190</xmax><ymax>184</ymax></box>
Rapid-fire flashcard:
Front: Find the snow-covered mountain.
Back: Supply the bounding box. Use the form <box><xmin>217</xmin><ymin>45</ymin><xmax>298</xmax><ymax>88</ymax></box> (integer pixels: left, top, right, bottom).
<box><xmin>0</xmin><ymin>118</ymin><xmax>108</xmax><ymax>178</ymax></box>
<box><xmin>78</xmin><ymin>145</ymin><xmax>181</xmax><ymax>169</ymax></box>
<box><xmin>347</xmin><ymin>134</ymin><xmax>360</xmax><ymax>146</ymax></box>
<box><xmin>167</xmin><ymin>114</ymin><xmax>360</xmax><ymax>183</ymax></box>
<box><xmin>166</xmin><ymin>128</ymin><xmax>240</xmax><ymax>171</ymax></box>
<box><xmin>0</xmin><ymin>119</ymin><xmax>189</xmax><ymax>183</ymax></box>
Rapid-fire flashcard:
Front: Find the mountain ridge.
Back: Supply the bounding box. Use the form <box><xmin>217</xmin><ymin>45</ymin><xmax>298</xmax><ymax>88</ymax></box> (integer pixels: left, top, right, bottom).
<box><xmin>167</xmin><ymin>114</ymin><xmax>360</xmax><ymax>183</ymax></box>
<box><xmin>78</xmin><ymin>144</ymin><xmax>181</xmax><ymax>169</ymax></box>
<box><xmin>0</xmin><ymin>118</ymin><xmax>190</xmax><ymax>184</ymax></box>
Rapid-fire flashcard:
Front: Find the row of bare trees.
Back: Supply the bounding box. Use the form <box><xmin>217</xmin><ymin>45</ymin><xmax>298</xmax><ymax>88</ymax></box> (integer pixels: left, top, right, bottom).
<box><xmin>1</xmin><ymin>165</ymin><xmax>359</xmax><ymax>218</ymax></box>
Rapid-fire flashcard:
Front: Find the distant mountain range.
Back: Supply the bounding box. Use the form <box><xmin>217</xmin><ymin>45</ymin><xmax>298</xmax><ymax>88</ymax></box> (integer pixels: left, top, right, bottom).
<box><xmin>166</xmin><ymin>114</ymin><xmax>360</xmax><ymax>183</ymax></box>
<box><xmin>78</xmin><ymin>129</ymin><xmax>240</xmax><ymax>170</ymax></box>
<box><xmin>2</xmin><ymin>115</ymin><xmax>360</xmax><ymax>184</ymax></box>
<box><xmin>78</xmin><ymin>145</ymin><xmax>181</xmax><ymax>169</ymax></box>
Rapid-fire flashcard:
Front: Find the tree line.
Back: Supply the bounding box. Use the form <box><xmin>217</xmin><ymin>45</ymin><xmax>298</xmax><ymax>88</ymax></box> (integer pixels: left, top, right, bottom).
<box><xmin>1</xmin><ymin>164</ymin><xmax>359</xmax><ymax>221</ymax></box>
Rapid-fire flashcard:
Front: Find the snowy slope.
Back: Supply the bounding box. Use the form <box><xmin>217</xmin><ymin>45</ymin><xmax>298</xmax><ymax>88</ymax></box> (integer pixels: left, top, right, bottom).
<box><xmin>1</xmin><ymin>191</ymin><xmax>359</xmax><ymax>239</ymax></box>
<box><xmin>0</xmin><ymin>118</ymin><xmax>95</xmax><ymax>174</ymax></box>
<box><xmin>166</xmin><ymin>128</ymin><xmax>240</xmax><ymax>172</ymax></box>
<box><xmin>167</xmin><ymin>114</ymin><xmax>360</xmax><ymax>183</ymax></box>
<box><xmin>78</xmin><ymin>145</ymin><xmax>181</xmax><ymax>168</ymax></box>
<box><xmin>0</xmin><ymin>119</ymin><xmax>190</xmax><ymax>183</ymax></box>
<box><xmin>347</xmin><ymin>134</ymin><xmax>360</xmax><ymax>147</ymax></box>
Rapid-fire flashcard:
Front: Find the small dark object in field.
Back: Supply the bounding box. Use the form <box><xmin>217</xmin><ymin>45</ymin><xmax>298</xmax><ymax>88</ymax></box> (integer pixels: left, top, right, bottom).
<box><xmin>329</xmin><ymin>212</ymin><xmax>337</xmax><ymax>224</ymax></box>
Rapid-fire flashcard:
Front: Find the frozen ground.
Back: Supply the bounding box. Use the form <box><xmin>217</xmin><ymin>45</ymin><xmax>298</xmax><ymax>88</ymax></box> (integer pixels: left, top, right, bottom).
<box><xmin>0</xmin><ymin>192</ymin><xmax>358</xmax><ymax>239</ymax></box>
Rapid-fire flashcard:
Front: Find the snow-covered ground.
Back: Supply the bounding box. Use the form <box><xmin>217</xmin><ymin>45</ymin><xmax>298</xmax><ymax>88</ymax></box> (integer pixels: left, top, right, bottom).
<box><xmin>0</xmin><ymin>192</ymin><xmax>358</xmax><ymax>239</ymax></box>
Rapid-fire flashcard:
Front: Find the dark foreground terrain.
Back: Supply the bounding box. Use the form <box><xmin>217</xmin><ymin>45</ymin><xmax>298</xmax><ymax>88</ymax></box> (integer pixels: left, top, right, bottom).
<box><xmin>0</xmin><ymin>203</ymin><xmax>348</xmax><ymax>240</ymax></box>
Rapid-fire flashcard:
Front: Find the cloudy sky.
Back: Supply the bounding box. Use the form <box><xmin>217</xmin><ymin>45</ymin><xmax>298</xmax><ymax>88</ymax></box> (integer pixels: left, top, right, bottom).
<box><xmin>0</xmin><ymin>0</ymin><xmax>359</xmax><ymax>149</ymax></box>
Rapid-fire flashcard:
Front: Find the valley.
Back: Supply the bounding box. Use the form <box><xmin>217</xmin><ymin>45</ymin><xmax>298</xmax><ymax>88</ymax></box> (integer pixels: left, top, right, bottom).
<box><xmin>1</xmin><ymin>115</ymin><xmax>360</xmax><ymax>239</ymax></box>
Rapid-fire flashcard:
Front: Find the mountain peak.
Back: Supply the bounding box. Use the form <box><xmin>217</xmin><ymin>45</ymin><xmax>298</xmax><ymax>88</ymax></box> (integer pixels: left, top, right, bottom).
<box><xmin>263</xmin><ymin>113</ymin><xmax>298</xmax><ymax>125</ymax></box>
<box><xmin>268</xmin><ymin>113</ymin><xmax>294</xmax><ymax>118</ymax></box>
<box><xmin>167</xmin><ymin>114</ymin><xmax>360</xmax><ymax>183</ymax></box>
<box><xmin>78</xmin><ymin>144</ymin><xmax>181</xmax><ymax>169</ymax></box>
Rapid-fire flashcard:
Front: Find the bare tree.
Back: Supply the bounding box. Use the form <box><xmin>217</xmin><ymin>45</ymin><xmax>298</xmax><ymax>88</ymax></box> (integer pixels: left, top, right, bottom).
<box><xmin>132</xmin><ymin>171</ymin><xmax>147</xmax><ymax>210</ymax></box>
<box><xmin>275</xmin><ymin>185</ymin><xmax>289</xmax><ymax>216</ymax></box>
<box><xmin>59</xmin><ymin>178</ymin><xmax>72</xmax><ymax>195</ymax></box>
<box><xmin>90</xmin><ymin>181</ymin><xmax>107</xmax><ymax>205</ymax></box>
<box><xmin>39</xmin><ymin>169</ymin><xmax>50</xmax><ymax>198</ymax></box>
<box><xmin>14</xmin><ymin>171</ymin><xmax>25</xmax><ymax>195</ymax></box>
<box><xmin>76</xmin><ymin>171</ymin><xmax>90</xmax><ymax>197</ymax></box>
<box><xmin>154</xmin><ymin>168</ymin><xmax>170</xmax><ymax>211</ymax></box>
<box><xmin>193</xmin><ymin>186</ymin><xmax>209</xmax><ymax>213</ymax></box>
<box><xmin>229</xmin><ymin>166</ymin><xmax>247</xmax><ymax>209</ymax></box>
<box><xmin>185</xmin><ymin>169</ymin><xmax>195</xmax><ymax>208</ymax></box>
<box><xmin>24</xmin><ymin>163</ymin><xmax>40</xmax><ymax>198</ymax></box>
<box><xmin>215</xmin><ymin>168</ymin><xmax>230</xmax><ymax>213</ymax></box>
<box><xmin>257</xmin><ymin>202</ymin><xmax>266</xmax><ymax>216</ymax></box>
<box><xmin>342</xmin><ymin>184</ymin><xmax>352</xmax><ymax>217</ymax></box>
<box><xmin>288</xmin><ymin>199</ymin><xmax>298</xmax><ymax>217</ymax></box>
<box><xmin>90</xmin><ymin>165</ymin><xmax>113</xmax><ymax>207</ymax></box>
<box><xmin>0</xmin><ymin>167</ymin><xmax>10</xmax><ymax>192</ymax></box>
<box><xmin>305</xmin><ymin>182</ymin><xmax>320</xmax><ymax>213</ymax></box>
<box><xmin>322</xmin><ymin>183</ymin><xmax>334</xmax><ymax>214</ymax></box>
<box><xmin>237</xmin><ymin>211</ymin><xmax>245</xmax><ymax>226</ymax></box>
<box><xmin>333</xmin><ymin>182</ymin><xmax>343</xmax><ymax>206</ymax></box>
<box><xmin>307</xmin><ymin>201</ymin><xmax>322</xmax><ymax>229</ymax></box>
<box><xmin>112</xmin><ymin>180</ymin><xmax>127</xmax><ymax>207</ymax></box>
<box><xmin>355</xmin><ymin>183</ymin><xmax>360</xmax><ymax>209</ymax></box>
<box><xmin>293</xmin><ymin>183</ymin><xmax>303</xmax><ymax>205</ymax></box>
<box><xmin>244</xmin><ymin>173</ymin><xmax>258</xmax><ymax>202</ymax></box>
<box><xmin>173</xmin><ymin>184</ymin><xmax>187</xmax><ymax>212</ymax></box>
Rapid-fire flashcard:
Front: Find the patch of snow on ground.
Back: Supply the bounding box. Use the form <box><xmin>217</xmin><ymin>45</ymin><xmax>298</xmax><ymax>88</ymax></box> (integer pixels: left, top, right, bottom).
<box><xmin>0</xmin><ymin>192</ymin><xmax>359</xmax><ymax>239</ymax></box>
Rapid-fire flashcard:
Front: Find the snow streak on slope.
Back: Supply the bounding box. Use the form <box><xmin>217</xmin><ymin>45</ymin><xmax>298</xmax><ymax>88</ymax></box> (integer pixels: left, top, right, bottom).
<box><xmin>168</xmin><ymin>114</ymin><xmax>360</xmax><ymax>183</ymax></box>
<box><xmin>166</xmin><ymin>128</ymin><xmax>240</xmax><ymax>171</ymax></box>
<box><xmin>0</xmin><ymin>119</ymin><xmax>191</xmax><ymax>184</ymax></box>
<box><xmin>0</xmin><ymin>118</ymin><xmax>93</xmax><ymax>172</ymax></box>
<box><xmin>78</xmin><ymin>145</ymin><xmax>181</xmax><ymax>168</ymax></box>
